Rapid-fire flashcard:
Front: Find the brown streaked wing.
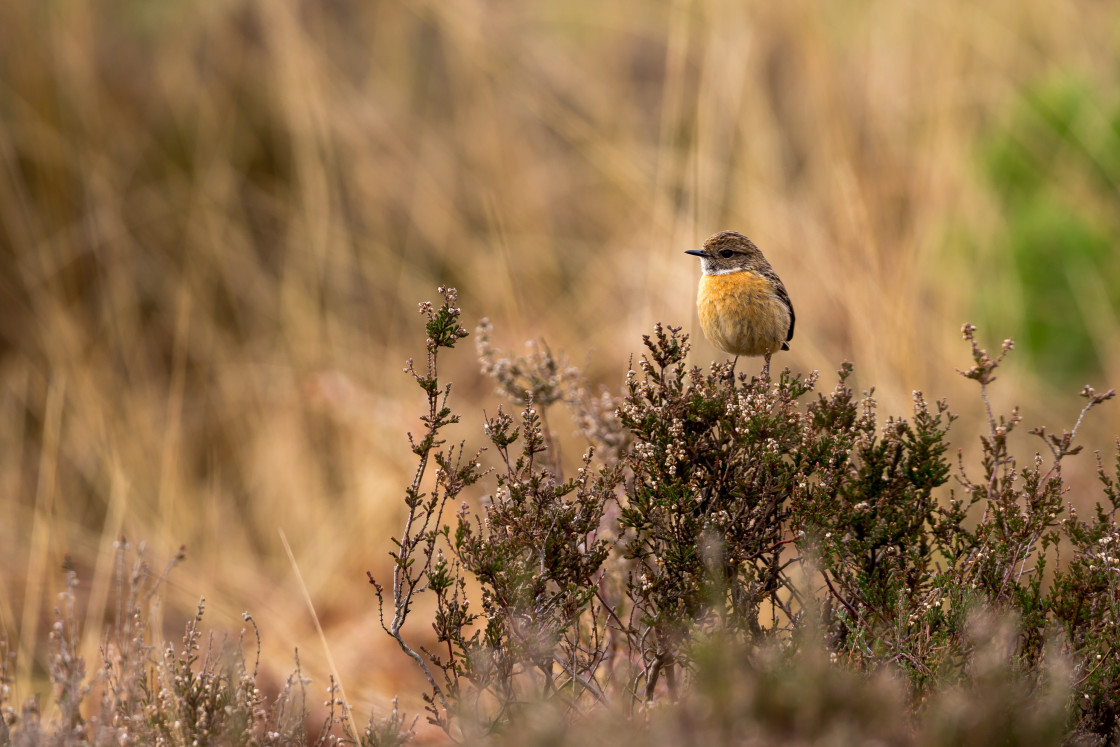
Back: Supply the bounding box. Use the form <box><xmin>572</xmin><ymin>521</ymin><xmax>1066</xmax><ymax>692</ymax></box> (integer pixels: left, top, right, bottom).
<box><xmin>760</xmin><ymin>266</ymin><xmax>795</xmax><ymax>348</ymax></box>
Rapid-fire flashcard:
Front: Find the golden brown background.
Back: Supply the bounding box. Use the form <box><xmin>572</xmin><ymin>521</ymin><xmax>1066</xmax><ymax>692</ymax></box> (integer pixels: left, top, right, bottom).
<box><xmin>2</xmin><ymin>0</ymin><xmax>1119</xmax><ymax>727</ymax></box>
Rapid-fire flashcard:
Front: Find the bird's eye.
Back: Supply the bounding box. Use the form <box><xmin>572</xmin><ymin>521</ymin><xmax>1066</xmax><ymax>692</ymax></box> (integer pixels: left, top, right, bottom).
<box><xmin>720</xmin><ymin>249</ymin><xmax>734</xmax><ymax>259</ymax></box>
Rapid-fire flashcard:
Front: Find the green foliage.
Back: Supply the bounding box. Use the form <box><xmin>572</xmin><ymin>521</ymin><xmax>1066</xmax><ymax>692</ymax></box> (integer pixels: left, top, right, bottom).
<box><xmin>981</xmin><ymin>75</ymin><xmax>1120</xmax><ymax>381</ymax></box>
<box><xmin>376</xmin><ymin>289</ymin><xmax>1120</xmax><ymax>745</ymax></box>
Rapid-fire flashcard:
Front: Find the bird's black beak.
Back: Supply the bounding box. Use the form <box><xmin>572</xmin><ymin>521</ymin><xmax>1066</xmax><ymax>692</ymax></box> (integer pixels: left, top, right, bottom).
<box><xmin>684</xmin><ymin>249</ymin><xmax>706</xmax><ymax>257</ymax></box>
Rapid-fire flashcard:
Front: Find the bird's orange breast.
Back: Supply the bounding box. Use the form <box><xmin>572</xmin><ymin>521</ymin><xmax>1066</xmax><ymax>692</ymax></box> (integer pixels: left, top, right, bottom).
<box><xmin>696</xmin><ymin>271</ymin><xmax>790</xmax><ymax>357</ymax></box>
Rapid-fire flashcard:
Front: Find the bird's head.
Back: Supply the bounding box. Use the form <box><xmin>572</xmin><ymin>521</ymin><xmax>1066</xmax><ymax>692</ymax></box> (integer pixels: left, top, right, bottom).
<box><xmin>685</xmin><ymin>230</ymin><xmax>765</xmax><ymax>275</ymax></box>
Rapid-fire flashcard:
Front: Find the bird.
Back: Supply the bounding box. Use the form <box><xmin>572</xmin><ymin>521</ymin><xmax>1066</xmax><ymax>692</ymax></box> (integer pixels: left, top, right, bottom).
<box><xmin>685</xmin><ymin>230</ymin><xmax>795</xmax><ymax>380</ymax></box>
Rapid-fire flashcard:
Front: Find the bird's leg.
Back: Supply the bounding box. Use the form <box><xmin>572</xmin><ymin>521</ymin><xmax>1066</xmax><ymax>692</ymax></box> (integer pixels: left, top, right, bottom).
<box><xmin>729</xmin><ymin>356</ymin><xmax>739</xmax><ymax>387</ymax></box>
<box><xmin>762</xmin><ymin>354</ymin><xmax>772</xmax><ymax>380</ymax></box>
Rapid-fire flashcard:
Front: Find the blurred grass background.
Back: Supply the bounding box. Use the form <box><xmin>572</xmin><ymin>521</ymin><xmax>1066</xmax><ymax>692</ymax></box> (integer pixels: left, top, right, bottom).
<box><xmin>2</xmin><ymin>0</ymin><xmax>1119</xmax><ymax>728</ymax></box>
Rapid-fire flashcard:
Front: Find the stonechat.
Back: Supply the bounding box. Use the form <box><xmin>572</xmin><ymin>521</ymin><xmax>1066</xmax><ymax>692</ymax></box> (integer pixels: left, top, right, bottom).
<box><xmin>685</xmin><ymin>230</ymin><xmax>795</xmax><ymax>379</ymax></box>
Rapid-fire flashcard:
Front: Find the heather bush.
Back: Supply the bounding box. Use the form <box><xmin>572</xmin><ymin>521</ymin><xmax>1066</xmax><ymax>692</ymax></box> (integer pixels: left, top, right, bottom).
<box><xmin>4</xmin><ymin>287</ymin><xmax>1118</xmax><ymax>746</ymax></box>
<box><xmin>0</xmin><ymin>546</ymin><xmax>415</xmax><ymax>746</ymax></box>
<box><xmin>373</xmin><ymin>288</ymin><xmax>1119</xmax><ymax>745</ymax></box>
